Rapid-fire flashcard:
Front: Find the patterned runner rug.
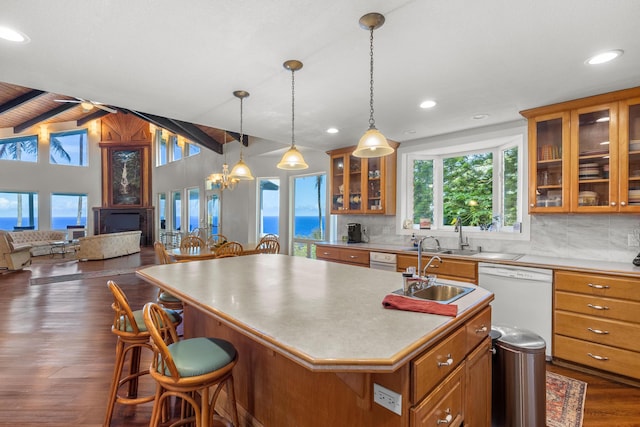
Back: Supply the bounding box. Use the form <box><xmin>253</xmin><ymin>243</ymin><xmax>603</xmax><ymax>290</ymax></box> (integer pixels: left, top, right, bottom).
<box><xmin>547</xmin><ymin>371</ymin><xmax>587</xmax><ymax>427</ymax></box>
<box><xmin>29</xmin><ymin>267</ymin><xmax>139</xmax><ymax>285</ymax></box>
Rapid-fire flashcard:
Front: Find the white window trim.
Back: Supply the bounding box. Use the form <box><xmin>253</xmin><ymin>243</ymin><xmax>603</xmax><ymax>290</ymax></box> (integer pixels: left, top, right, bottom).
<box><xmin>397</xmin><ymin>132</ymin><xmax>530</xmax><ymax>242</ymax></box>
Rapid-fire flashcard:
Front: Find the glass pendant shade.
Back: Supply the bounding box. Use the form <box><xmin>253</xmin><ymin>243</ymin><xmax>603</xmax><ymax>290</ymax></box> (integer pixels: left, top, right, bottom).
<box><xmin>277</xmin><ymin>145</ymin><xmax>309</xmax><ymax>170</ymax></box>
<box><xmin>353</xmin><ymin>128</ymin><xmax>394</xmax><ymax>158</ymax></box>
<box><xmin>230</xmin><ymin>155</ymin><xmax>254</xmax><ymax>180</ymax></box>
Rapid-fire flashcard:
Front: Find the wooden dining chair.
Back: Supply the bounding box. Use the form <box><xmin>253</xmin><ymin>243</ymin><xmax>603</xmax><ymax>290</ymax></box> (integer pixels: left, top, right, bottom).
<box><xmin>206</xmin><ymin>234</ymin><xmax>228</xmax><ymax>248</ymax></box>
<box><xmin>255</xmin><ymin>238</ymin><xmax>280</xmax><ymax>254</ymax></box>
<box><xmin>104</xmin><ymin>281</ymin><xmax>182</xmax><ymax>427</ymax></box>
<box><xmin>143</xmin><ymin>302</ymin><xmax>239</xmax><ymax>427</ymax></box>
<box><xmin>215</xmin><ymin>241</ymin><xmax>244</xmax><ymax>258</ymax></box>
<box><xmin>180</xmin><ymin>235</ymin><xmax>205</xmax><ymax>251</ymax></box>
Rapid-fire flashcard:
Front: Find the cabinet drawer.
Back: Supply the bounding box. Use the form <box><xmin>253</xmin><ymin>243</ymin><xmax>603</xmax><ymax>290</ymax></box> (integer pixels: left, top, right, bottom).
<box><xmin>412</xmin><ymin>327</ymin><xmax>466</xmax><ymax>403</ymax></box>
<box><xmin>339</xmin><ymin>248</ymin><xmax>369</xmax><ymax>266</ymax></box>
<box><xmin>555</xmin><ymin>291</ymin><xmax>640</xmax><ymax>323</ymax></box>
<box><xmin>554</xmin><ymin>334</ymin><xmax>640</xmax><ymax>380</ymax></box>
<box><xmin>397</xmin><ymin>254</ymin><xmax>477</xmax><ymax>283</ymax></box>
<box><xmin>555</xmin><ymin>271</ymin><xmax>640</xmax><ymax>302</ymax></box>
<box><xmin>316</xmin><ymin>247</ymin><xmax>341</xmax><ymax>262</ymax></box>
<box><xmin>555</xmin><ymin>311</ymin><xmax>640</xmax><ymax>352</ymax></box>
<box><xmin>465</xmin><ymin>306</ymin><xmax>491</xmax><ymax>353</ymax></box>
<box><xmin>411</xmin><ymin>363</ymin><xmax>464</xmax><ymax>427</ymax></box>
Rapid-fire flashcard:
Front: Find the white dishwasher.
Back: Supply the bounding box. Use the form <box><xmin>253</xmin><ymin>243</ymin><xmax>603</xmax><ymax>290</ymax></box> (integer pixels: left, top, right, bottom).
<box><xmin>369</xmin><ymin>252</ymin><xmax>397</xmax><ymax>271</ymax></box>
<box><xmin>478</xmin><ymin>263</ymin><xmax>553</xmax><ymax>358</ymax></box>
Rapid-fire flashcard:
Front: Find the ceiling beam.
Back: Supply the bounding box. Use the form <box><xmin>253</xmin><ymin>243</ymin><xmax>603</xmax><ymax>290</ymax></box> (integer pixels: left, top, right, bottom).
<box><xmin>226</xmin><ymin>131</ymin><xmax>249</xmax><ymax>147</ymax></box>
<box><xmin>76</xmin><ymin>109</ymin><xmax>111</xmax><ymax>126</ymax></box>
<box><xmin>14</xmin><ymin>103</ymin><xmax>76</xmax><ymax>133</ymax></box>
<box><xmin>169</xmin><ymin>118</ymin><xmax>225</xmax><ymax>151</ymax></box>
<box><xmin>0</xmin><ymin>89</ymin><xmax>46</xmax><ymax>115</ymax></box>
<box><xmin>123</xmin><ymin>109</ymin><xmax>223</xmax><ymax>154</ymax></box>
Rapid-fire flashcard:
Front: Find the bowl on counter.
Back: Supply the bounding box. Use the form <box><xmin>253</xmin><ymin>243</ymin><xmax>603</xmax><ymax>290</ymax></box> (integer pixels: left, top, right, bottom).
<box><xmin>578</xmin><ymin>191</ymin><xmax>599</xmax><ymax>206</ymax></box>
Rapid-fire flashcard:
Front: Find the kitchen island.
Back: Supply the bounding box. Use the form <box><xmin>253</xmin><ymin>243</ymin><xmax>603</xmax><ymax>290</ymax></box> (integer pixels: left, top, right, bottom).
<box><xmin>137</xmin><ymin>254</ymin><xmax>493</xmax><ymax>427</ymax></box>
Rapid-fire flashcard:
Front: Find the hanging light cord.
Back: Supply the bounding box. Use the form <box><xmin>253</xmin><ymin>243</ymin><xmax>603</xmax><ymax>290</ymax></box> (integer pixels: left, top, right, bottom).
<box><xmin>291</xmin><ymin>68</ymin><xmax>296</xmax><ymax>147</ymax></box>
<box><xmin>239</xmin><ymin>96</ymin><xmax>245</xmax><ymax>158</ymax></box>
<box><xmin>368</xmin><ymin>26</ymin><xmax>376</xmax><ymax>130</ymax></box>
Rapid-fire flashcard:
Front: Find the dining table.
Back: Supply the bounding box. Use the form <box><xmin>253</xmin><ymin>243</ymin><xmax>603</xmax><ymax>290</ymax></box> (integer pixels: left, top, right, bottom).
<box><xmin>169</xmin><ymin>243</ymin><xmax>259</xmax><ymax>261</ymax></box>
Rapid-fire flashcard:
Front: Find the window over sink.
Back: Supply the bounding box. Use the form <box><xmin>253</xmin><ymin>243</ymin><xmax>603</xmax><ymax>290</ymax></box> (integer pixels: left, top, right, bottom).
<box><xmin>399</xmin><ymin>132</ymin><xmax>526</xmax><ymax>237</ymax></box>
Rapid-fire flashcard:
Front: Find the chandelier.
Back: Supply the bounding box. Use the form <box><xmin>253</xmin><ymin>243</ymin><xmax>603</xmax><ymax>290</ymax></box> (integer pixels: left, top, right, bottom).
<box><xmin>353</xmin><ymin>12</ymin><xmax>394</xmax><ymax>158</ymax></box>
<box><xmin>207</xmin><ymin>132</ymin><xmax>239</xmax><ymax>191</ymax></box>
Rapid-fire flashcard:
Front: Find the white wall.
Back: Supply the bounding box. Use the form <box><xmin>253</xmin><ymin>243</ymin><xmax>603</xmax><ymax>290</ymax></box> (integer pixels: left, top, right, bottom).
<box><xmin>0</xmin><ymin>120</ymin><xmax>102</xmax><ymax>232</ymax></box>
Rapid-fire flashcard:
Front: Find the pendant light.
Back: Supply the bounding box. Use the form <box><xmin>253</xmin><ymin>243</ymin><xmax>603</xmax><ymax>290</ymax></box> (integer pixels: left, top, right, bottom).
<box><xmin>353</xmin><ymin>12</ymin><xmax>394</xmax><ymax>158</ymax></box>
<box><xmin>230</xmin><ymin>90</ymin><xmax>254</xmax><ymax>180</ymax></box>
<box><xmin>277</xmin><ymin>60</ymin><xmax>309</xmax><ymax>170</ymax></box>
<box><xmin>207</xmin><ymin>132</ymin><xmax>239</xmax><ymax>191</ymax></box>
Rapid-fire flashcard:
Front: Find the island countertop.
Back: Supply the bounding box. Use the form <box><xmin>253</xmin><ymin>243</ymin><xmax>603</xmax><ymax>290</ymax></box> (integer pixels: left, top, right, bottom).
<box><xmin>136</xmin><ymin>254</ymin><xmax>493</xmax><ymax>372</ymax></box>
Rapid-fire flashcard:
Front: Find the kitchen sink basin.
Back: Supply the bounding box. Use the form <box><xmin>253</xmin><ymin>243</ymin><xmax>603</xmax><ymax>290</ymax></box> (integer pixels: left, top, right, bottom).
<box><xmin>394</xmin><ymin>283</ymin><xmax>475</xmax><ymax>304</ymax></box>
<box><xmin>436</xmin><ymin>248</ymin><xmax>479</xmax><ymax>255</ymax></box>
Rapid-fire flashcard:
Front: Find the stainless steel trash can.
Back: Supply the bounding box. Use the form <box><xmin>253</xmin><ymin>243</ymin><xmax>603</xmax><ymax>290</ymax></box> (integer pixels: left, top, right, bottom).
<box><xmin>491</xmin><ymin>325</ymin><xmax>546</xmax><ymax>427</ymax></box>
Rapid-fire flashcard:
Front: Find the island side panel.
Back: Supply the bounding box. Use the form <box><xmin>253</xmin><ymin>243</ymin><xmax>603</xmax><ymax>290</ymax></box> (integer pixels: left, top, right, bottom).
<box><xmin>186</xmin><ymin>304</ymin><xmax>411</xmax><ymax>427</ymax></box>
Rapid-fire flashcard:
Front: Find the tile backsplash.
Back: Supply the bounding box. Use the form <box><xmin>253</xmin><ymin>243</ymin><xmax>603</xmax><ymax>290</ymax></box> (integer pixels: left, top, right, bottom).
<box><xmin>337</xmin><ymin>214</ymin><xmax>640</xmax><ymax>263</ymax></box>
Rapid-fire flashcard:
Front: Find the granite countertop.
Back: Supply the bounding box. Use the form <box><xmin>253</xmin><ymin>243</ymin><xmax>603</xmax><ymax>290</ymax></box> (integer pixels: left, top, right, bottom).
<box><xmin>317</xmin><ymin>241</ymin><xmax>640</xmax><ymax>277</ymax></box>
<box><xmin>136</xmin><ymin>254</ymin><xmax>492</xmax><ymax>372</ymax></box>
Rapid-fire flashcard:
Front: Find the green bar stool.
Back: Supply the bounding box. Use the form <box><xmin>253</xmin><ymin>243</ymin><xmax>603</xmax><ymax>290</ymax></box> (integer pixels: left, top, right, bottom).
<box><xmin>104</xmin><ymin>280</ymin><xmax>182</xmax><ymax>426</ymax></box>
<box><xmin>143</xmin><ymin>302</ymin><xmax>239</xmax><ymax>427</ymax></box>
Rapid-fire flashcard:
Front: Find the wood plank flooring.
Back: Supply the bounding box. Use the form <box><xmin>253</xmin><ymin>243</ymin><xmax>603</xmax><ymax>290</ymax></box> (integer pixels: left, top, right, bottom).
<box><xmin>1</xmin><ymin>248</ymin><xmax>639</xmax><ymax>426</ymax></box>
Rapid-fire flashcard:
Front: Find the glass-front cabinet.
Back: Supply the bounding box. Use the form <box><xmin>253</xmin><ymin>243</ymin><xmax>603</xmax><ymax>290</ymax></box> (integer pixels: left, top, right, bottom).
<box><xmin>328</xmin><ymin>143</ymin><xmax>397</xmax><ymax>215</ymax></box>
<box><xmin>528</xmin><ymin>113</ymin><xmax>570</xmax><ymax>213</ymax></box>
<box><xmin>523</xmin><ymin>87</ymin><xmax>640</xmax><ymax>214</ymax></box>
<box><xmin>571</xmin><ymin>103</ymin><xmax>618</xmax><ymax>212</ymax></box>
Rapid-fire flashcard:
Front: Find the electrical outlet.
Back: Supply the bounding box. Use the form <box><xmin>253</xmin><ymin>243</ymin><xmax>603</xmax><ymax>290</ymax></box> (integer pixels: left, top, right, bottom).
<box><xmin>628</xmin><ymin>233</ymin><xmax>640</xmax><ymax>247</ymax></box>
<box><xmin>373</xmin><ymin>383</ymin><xmax>402</xmax><ymax>415</ymax></box>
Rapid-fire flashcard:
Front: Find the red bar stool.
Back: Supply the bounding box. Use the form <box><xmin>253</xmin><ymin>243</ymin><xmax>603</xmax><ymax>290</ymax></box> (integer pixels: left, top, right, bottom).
<box><xmin>104</xmin><ymin>280</ymin><xmax>182</xmax><ymax>426</ymax></box>
<box><xmin>143</xmin><ymin>302</ymin><xmax>239</xmax><ymax>427</ymax></box>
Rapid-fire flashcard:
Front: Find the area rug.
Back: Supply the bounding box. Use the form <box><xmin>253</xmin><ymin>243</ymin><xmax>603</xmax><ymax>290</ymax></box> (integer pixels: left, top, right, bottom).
<box><xmin>547</xmin><ymin>371</ymin><xmax>587</xmax><ymax>427</ymax></box>
<box><xmin>29</xmin><ymin>267</ymin><xmax>139</xmax><ymax>285</ymax></box>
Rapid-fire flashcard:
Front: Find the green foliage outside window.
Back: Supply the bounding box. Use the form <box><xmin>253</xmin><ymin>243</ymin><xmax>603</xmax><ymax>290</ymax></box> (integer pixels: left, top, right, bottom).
<box><xmin>412</xmin><ymin>160</ymin><xmax>434</xmax><ymax>224</ymax></box>
<box><xmin>503</xmin><ymin>147</ymin><xmax>519</xmax><ymax>226</ymax></box>
<box><xmin>443</xmin><ymin>153</ymin><xmax>493</xmax><ymax>227</ymax></box>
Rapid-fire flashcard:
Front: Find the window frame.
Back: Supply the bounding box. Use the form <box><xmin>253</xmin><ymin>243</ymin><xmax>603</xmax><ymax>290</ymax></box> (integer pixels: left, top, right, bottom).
<box><xmin>50</xmin><ymin>193</ymin><xmax>88</xmax><ymax>230</ymax></box>
<box><xmin>256</xmin><ymin>177</ymin><xmax>280</xmax><ymax>240</ymax></box>
<box><xmin>49</xmin><ymin>129</ymin><xmax>88</xmax><ymax>167</ymax></box>
<box><xmin>398</xmin><ymin>132</ymin><xmax>528</xmax><ymax>240</ymax></box>
<box><xmin>0</xmin><ymin>135</ymin><xmax>38</xmax><ymax>163</ymax></box>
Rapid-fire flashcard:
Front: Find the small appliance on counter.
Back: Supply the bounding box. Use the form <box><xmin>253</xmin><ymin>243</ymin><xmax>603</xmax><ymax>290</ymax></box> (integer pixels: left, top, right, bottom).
<box><xmin>347</xmin><ymin>223</ymin><xmax>362</xmax><ymax>243</ymax></box>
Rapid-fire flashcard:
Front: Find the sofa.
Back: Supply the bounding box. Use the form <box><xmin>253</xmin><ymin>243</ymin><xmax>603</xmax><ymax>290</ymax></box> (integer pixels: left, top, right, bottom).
<box><xmin>76</xmin><ymin>230</ymin><xmax>142</xmax><ymax>260</ymax></box>
<box><xmin>0</xmin><ymin>231</ymin><xmax>32</xmax><ymax>270</ymax></box>
<box><xmin>8</xmin><ymin>230</ymin><xmax>67</xmax><ymax>257</ymax></box>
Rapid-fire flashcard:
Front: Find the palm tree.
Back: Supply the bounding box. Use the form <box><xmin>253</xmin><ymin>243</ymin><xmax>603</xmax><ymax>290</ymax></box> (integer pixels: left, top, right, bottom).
<box><xmin>314</xmin><ymin>175</ymin><xmax>324</xmax><ymax>239</ymax></box>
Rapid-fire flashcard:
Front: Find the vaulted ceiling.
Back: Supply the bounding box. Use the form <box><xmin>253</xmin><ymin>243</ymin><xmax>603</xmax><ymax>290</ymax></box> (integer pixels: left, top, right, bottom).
<box><xmin>1</xmin><ymin>0</ymin><xmax>640</xmax><ymax>156</ymax></box>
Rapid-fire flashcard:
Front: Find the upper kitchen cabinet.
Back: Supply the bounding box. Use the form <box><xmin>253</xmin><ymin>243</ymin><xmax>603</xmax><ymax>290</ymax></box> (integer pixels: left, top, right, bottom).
<box><xmin>521</xmin><ymin>86</ymin><xmax>640</xmax><ymax>214</ymax></box>
<box><xmin>328</xmin><ymin>143</ymin><xmax>398</xmax><ymax>215</ymax></box>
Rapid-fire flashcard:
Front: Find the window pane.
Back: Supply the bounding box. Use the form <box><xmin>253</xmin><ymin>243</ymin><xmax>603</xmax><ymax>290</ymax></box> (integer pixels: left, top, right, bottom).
<box><xmin>502</xmin><ymin>147</ymin><xmax>519</xmax><ymax>226</ymax></box>
<box><xmin>51</xmin><ymin>193</ymin><xmax>87</xmax><ymax>229</ymax></box>
<box><xmin>157</xmin><ymin>130</ymin><xmax>167</xmax><ymax>166</ymax></box>
<box><xmin>171</xmin><ymin>136</ymin><xmax>182</xmax><ymax>162</ymax></box>
<box><xmin>412</xmin><ymin>159</ymin><xmax>434</xmax><ymax>226</ymax></box>
<box><xmin>0</xmin><ymin>191</ymin><xmax>38</xmax><ymax>230</ymax></box>
<box><xmin>50</xmin><ymin>129</ymin><xmax>88</xmax><ymax>166</ymax></box>
<box><xmin>0</xmin><ymin>135</ymin><xmax>38</xmax><ymax>162</ymax></box>
<box><xmin>187</xmin><ymin>187</ymin><xmax>199</xmax><ymax>232</ymax></box>
<box><xmin>172</xmin><ymin>191</ymin><xmax>181</xmax><ymax>231</ymax></box>
<box><xmin>293</xmin><ymin>175</ymin><xmax>326</xmax><ymax>240</ymax></box>
<box><xmin>158</xmin><ymin>193</ymin><xmax>167</xmax><ymax>230</ymax></box>
<box><xmin>187</xmin><ymin>143</ymin><xmax>200</xmax><ymax>156</ymax></box>
<box><xmin>443</xmin><ymin>153</ymin><xmax>493</xmax><ymax>227</ymax></box>
<box><xmin>258</xmin><ymin>178</ymin><xmax>280</xmax><ymax>237</ymax></box>
<box><xmin>207</xmin><ymin>194</ymin><xmax>220</xmax><ymax>235</ymax></box>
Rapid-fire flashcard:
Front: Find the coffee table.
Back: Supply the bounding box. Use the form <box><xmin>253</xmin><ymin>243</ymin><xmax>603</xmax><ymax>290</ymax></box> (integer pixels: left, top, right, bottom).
<box><xmin>49</xmin><ymin>240</ymin><xmax>79</xmax><ymax>258</ymax></box>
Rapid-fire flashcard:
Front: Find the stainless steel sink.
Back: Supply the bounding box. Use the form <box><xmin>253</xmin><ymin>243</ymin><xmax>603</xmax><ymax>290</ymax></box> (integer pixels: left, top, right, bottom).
<box><xmin>436</xmin><ymin>248</ymin><xmax>479</xmax><ymax>255</ymax></box>
<box><xmin>393</xmin><ymin>283</ymin><xmax>475</xmax><ymax>304</ymax></box>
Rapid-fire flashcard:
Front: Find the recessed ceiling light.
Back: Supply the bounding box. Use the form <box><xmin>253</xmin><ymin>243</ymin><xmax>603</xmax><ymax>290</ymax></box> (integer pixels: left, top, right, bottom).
<box><xmin>326</xmin><ymin>127</ymin><xmax>339</xmax><ymax>134</ymax></box>
<box><xmin>0</xmin><ymin>26</ymin><xmax>29</xmax><ymax>43</ymax></box>
<box><xmin>472</xmin><ymin>113</ymin><xmax>489</xmax><ymax>120</ymax></box>
<box><xmin>420</xmin><ymin>100</ymin><xmax>437</xmax><ymax>109</ymax></box>
<box><xmin>586</xmin><ymin>49</ymin><xmax>623</xmax><ymax>65</ymax></box>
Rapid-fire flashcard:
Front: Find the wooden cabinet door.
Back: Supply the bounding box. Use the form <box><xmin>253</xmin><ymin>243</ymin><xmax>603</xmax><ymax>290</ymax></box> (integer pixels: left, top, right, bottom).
<box><xmin>329</xmin><ymin>150</ymin><xmax>364</xmax><ymax>214</ymax></box>
<box><xmin>618</xmin><ymin>96</ymin><xmax>640</xmax><ymax>212</ymax></box>
<box><xmin>465</xmin><ymin>337</ymin><xmax>492</xmax><ymax>427</ymax></box>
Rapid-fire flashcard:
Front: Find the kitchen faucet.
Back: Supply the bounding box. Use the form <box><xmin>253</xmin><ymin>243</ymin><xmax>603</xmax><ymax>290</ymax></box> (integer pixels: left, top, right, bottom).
<box><xmin>455</xmin><ymin>216</ymin><xmax>470</xmax><ymax>250</ymax></box>
<box><xmin>416</xmin><ymin>236</ymin><xmax>439</xmax><ymax>275</ymax></box>
<box><xmin>422</xmin><ymin>255</ymin><xmax>442</xmax><ymax>277</ymax></box>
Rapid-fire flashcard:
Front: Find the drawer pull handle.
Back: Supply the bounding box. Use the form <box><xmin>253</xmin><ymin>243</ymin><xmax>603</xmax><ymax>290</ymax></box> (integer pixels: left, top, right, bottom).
<box><xmin>322</xmin><ymin>252</ymin><xmax>330</xmax><ymax>256</ymax></box>
<box><xmin>475</xmin><ymin>325</ymin><xmax>488</xmax><ymax>334</ymax></box>
<box><xmin>587</xmin><ymin>327</ymin><xmax>609</xmax><ymax>335</ymax></box>
<box><xmin>349</xmin><ymin>255</ymin><xmax>358</xmax><ymax>259</ymax></box>
<box><xmin>437</xmin><ymin>355</ymin><xmax>454</xmax><ymax>367</ymax></box>
<box><xmin>587</xmin><ymin>303</ymin><xmax>609</xmax><ymax>310</ymax></box>
<box><xmin>437</xmin><ymin>409</ymin><xmax>453</xmax><ymax>425</ymax></box>
<box><xmin>587</xmin><ymin>352</ymin><xmax>609</xmax><ymax>361</ymax></box>
<box><xmin>588</xmin><ymin>283</ymin><xmax>610</xmax><ymax>290</ymax></box>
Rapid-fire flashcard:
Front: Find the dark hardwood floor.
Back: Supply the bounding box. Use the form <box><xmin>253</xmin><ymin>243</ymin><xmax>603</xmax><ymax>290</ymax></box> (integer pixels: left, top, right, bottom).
<box><xmin>1</xmin><ymin>248</ymin><xmax>639</xmax><ymax>426</ymax></box>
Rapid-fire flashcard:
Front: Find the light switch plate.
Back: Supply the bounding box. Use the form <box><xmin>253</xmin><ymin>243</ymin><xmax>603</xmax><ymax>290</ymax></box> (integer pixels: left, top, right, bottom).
<box><xmin>373</xmin><ymin>383</ymin><xmax>402</xmax><ymax>415</ymax></box>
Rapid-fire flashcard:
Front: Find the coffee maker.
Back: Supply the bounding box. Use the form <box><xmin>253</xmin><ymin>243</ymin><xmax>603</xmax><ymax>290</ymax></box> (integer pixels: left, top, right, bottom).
<box><xmin>347</xmin><ymin>223</ymin><xmax>362</xmax><ymax>243</ymax></box>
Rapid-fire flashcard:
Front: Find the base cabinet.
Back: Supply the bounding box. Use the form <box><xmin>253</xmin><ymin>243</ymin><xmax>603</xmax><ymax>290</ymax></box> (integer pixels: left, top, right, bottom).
<box><xmin>316</xmin><ymin>246</ymin><xmax>370</xmax><ymax>267</ymax></box>
<box><xmin>554</xmin><ymin>270</ymin><xmax>640</xmax><ymax>382</ymax></box>
<box><xmin>397</xmin><ymin>253</ymin><xmax>477</xmax><ymax>284</ymax></box>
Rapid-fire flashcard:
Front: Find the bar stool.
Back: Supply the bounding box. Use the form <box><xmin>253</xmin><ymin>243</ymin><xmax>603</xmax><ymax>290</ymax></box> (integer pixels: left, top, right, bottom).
<box><xmin>143</xmin><ymin>302</ymin><xmax>239</xmax><ymax>427</ymax></box>
<box><xmin>104</xmin><ymin>280</ymin><xmax>182</xmax><ymax>426</ymax></box>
